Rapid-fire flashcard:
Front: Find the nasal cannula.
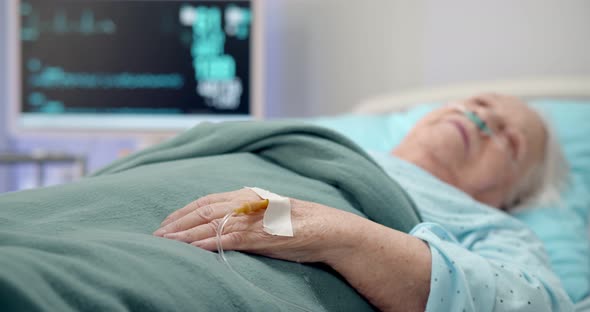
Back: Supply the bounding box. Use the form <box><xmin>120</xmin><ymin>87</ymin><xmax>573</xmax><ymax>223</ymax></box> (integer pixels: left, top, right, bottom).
<box><xmin>453</xmin><ymin>103</ymin><xmax>494</xmax><ymax>135</ymax></box>
<box><xmin>452</xmin><ymin>103</ymin><xmax>515</xmax><ymax>161</ymax></box>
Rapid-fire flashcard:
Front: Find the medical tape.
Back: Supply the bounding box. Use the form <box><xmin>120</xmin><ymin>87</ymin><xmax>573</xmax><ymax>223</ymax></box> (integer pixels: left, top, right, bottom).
<box><xmin>245</xmin><ymin>187</ymin><xmax>294</xmax><ymax>237</ymax></box>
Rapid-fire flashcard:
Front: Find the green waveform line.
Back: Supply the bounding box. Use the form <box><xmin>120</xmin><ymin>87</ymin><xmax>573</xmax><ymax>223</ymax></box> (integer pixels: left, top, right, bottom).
<box><xmin>29</xmin><ymin>67</ymin><xmax>185</xmax><ymax>89</ymax></box>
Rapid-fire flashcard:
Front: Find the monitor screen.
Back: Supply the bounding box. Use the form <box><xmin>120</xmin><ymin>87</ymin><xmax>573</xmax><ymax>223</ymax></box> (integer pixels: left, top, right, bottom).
<box><xmin>10</xmin><ymin>0</ymin><xmax>261</xmax><ymax>134</ymax></box>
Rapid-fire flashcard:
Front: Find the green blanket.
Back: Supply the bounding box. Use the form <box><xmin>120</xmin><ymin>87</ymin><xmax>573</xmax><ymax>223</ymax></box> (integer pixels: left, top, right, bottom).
<box><xmin>0</xmin><ymin>121</ymin><xmax>421</xmax><ymax>311</ymax></box>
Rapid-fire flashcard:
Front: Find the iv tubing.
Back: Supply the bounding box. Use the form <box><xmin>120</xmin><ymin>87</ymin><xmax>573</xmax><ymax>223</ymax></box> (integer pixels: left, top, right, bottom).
<box><xmin>215</xmin><ymin>202</ymin><xmax>316</xmax><ymax>312</ymax></box>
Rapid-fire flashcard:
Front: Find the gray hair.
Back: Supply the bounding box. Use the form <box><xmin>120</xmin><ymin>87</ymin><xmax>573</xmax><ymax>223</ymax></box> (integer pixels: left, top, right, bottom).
<box><xmin>504</xmin><ymin>110</ymin><xmax>569</xmax><ymax>211</ymax></box>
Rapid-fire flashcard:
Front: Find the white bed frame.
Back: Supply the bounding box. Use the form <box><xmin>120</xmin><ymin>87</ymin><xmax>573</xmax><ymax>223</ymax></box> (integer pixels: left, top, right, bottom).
<box><xmin>354</xmin><ymin>77</ymin><xmax>590</xmax><ymax>114</ymax></box>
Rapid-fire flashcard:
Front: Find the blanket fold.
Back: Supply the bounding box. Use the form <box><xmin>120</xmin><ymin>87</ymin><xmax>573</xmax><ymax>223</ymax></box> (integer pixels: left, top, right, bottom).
<box><xmin>94</xmin><ymin>121</ymin><xmax>421</xmax><ymax>231</ymax></box>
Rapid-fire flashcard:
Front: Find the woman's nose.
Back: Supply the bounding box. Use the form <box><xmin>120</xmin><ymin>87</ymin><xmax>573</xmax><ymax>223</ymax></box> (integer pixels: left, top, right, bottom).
<box><xmin>472</xmin><ymin>105</ymin><xmax>504</xmax><ymax>134</ymax></box>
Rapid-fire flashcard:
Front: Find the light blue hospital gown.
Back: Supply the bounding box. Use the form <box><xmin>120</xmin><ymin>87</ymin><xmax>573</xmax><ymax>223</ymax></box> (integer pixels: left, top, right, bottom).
<box><xmin>370</xmin><ymin>152</ymin><xmax>574</xmax><ymax>312</ymax></box>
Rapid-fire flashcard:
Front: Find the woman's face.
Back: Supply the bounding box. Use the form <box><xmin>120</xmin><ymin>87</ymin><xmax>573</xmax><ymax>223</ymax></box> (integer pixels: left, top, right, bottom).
<box><xmin>395</xmin><ymin>94</ymin><xmax>547</xmax><ymax>208</ymax></box>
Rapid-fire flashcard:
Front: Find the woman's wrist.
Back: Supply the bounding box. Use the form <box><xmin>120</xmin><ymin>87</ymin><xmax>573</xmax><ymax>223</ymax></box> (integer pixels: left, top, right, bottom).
<box><xmin>303</xmin><ymin>207</ymin><xmax>372</xmax><ymax>266</ymax></box>
<box><xmin>319</xmin><ymin>215</ymin><xmax>432</xmax><ymax>312</ymax></box>
<box><xmin>318</xmin><ymin>213</ymin><xmax>375</xmax><ymax>267</ymax></box>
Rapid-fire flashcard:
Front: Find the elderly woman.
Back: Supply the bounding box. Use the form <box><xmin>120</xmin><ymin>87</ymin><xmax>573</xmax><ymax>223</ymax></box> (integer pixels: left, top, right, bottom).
<box><xmin>154</xmin><ymin>94</ymin><xmax>572</xmax><ymax>311</ymax></box>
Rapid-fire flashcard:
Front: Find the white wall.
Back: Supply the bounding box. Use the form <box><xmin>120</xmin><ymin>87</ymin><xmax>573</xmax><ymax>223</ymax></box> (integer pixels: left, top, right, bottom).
<box><xmin>265</xmin><ymin>0</ymin><xmax>425</xmax><ymax>117</ymax></box>
<box><xmin>266</xmin><ymin>0</ymin><xmax>590</xmax><ymax>117</ymax></box>
<box><xmin>421</xmin><ymin>0</ymin><xmax>590</xmax><ymax>86</ymax></box>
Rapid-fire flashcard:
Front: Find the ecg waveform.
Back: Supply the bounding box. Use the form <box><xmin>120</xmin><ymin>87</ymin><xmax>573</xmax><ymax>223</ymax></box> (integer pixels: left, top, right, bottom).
<box><xmin>20</xmin><ymin>1</ymin><xmax>116</xmax><ymax>41</ymax></box>
<box><xmin>27</xmin><ymin>92</ymin><xmax>65</xmax><ymax>113</ymax></box>
<box><xmin>20</xmin><ymin>1</ymin><xmax>252</xmax><ymax>116</ymax></box>
<box><xmin>28</xmin><ymin>65</ymin><xmax>184</xmax><ymax>90</ymax></box>
<box><xmin>27</xmin><ymin>91</ymin><xmax>183</xmax><ymax>114</ymax></box>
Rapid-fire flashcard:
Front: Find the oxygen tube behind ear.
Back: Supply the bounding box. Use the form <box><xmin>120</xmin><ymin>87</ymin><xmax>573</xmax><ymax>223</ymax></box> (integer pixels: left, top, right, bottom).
<box><xmin>215</xmin><ymin>199</ymin><xmax>317</xmax><ymax>312</ymax></box>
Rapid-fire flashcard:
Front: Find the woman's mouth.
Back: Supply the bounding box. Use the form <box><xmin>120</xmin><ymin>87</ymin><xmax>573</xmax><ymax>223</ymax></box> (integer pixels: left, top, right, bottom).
<box><xmin>449</xmin><ymin>120</ymin><xmax>470</xmax><ymax>152</ymax></box>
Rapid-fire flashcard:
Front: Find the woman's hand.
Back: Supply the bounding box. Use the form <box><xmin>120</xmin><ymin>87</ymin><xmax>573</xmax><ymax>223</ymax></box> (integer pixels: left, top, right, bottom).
<box><xmin>154</xmin><ymin>188</ymin><xmax>432</xmax><ymax>311</ymax></box>
<box><xmin>153</xmin><ymin>188</ymin><xmax>359</xmax><ymax>263</ymax></box>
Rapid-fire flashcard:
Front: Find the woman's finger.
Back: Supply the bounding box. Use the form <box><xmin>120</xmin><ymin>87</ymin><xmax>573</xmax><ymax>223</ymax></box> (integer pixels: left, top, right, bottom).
<box><xmin>191</xmin><ymin>236</ymin><xmax>221</xmax><ymax>251</ymax></box>
<box><xmin>154</xmin><ymin>202</ymin><xmax>235</xmax><ymax>236</ymax></box>
<box><xmin>189</xmin><ymin>210</ymin><xmax>274</xmax><ymax>251</ymax></box>
<box><xmin>160</xmin><ymin>191</ymin><xmax>236</xmax><ymax>227</ymax></box>
<box><xmin>191</xmin><ymin>231</ymin><xmax>256</xmax><ymax>252</ymax></box>
<box><xmin>160</xmin><ymin>188</ymin><xmax>261</xmax><ymax>227</ymax></box>
<box><xmin>165</xmin><ymin>214</ymin><xmax>255</xmax><ymax>244</ymax></box>
<box><xmin>163</xmin><ymin>221</ymin><xmax>219</xmax><ymax>243</ymax></box>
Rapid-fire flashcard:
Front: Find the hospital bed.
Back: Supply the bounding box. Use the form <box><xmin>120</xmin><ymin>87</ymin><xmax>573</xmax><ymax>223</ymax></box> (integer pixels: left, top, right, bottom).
<box><xmin>1</xmin><ymin>77</ymin><xmax>589</xmax><ymax>311</ymax></box>
<box><xmin>312</xmin><ymin>76</ymin><xmax>590</xmax><ymax>311</ymax></box>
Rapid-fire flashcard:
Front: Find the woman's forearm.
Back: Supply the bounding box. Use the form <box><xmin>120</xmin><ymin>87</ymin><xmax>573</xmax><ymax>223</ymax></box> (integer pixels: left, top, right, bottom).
<box><xmin>322</xmin><ymin>217</ymin><xmax>431</xmax><ymax>312</ymax></box>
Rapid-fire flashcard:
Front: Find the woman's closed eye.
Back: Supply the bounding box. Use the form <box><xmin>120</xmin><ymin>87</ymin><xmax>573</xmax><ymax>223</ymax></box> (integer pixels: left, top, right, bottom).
<box><xmin>473</xmin><ymin>97</ymin><xmax>490</xmax><ymax>108</ymax></box>
<box><xmin>493</xmin><ymin>129</ymin><xmax>521</xmax><ymax>162</ymax></box>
